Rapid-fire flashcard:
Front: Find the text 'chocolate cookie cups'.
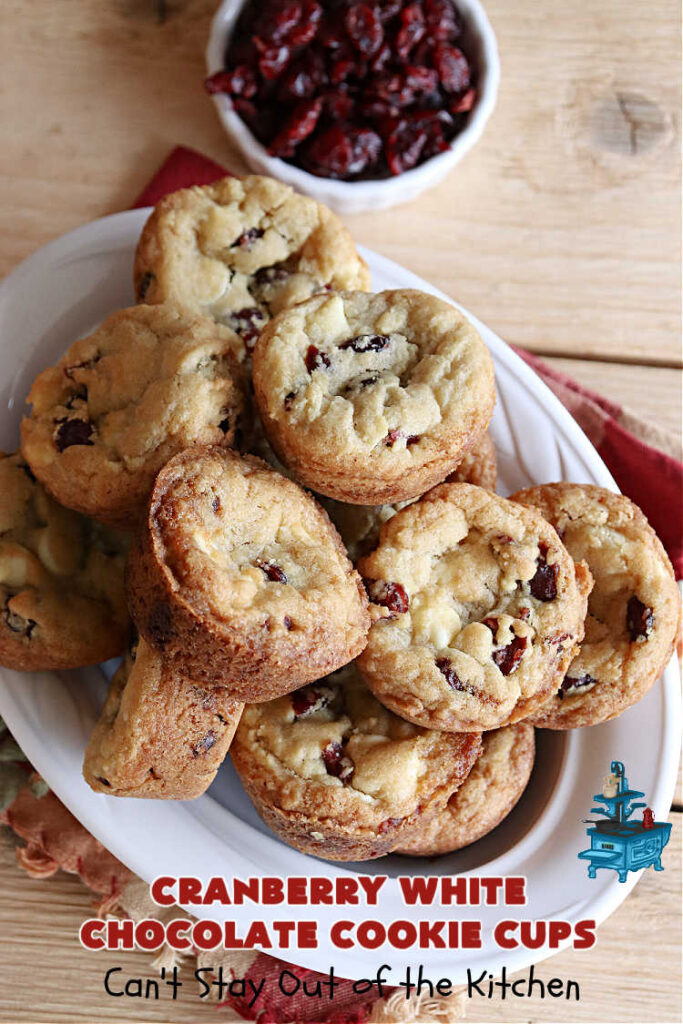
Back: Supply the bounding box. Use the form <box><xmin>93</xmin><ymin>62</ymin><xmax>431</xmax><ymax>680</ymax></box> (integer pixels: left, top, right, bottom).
<box><xmin>20</xmin><ymin>304</ymin><xmax>246</xmax><ymax>530</ymax></box>
<box><xmin>0</xmin><ymin>452</ymin><xmax>130</xmax><ymax>672</ymax></box>
<box><xmin>252</xmin><ymin>289</ymin><xmax>496</xmax><ymax>505</ymax></box>
<box><xmin>83</xmin><ymin>637</ymin><xmax>243</xmax><ymax>799</ymax></box>
<box><xmin>133</xmin><ymin>174</ymin><xmax>370</xmax><ymax>362</ymax></box>
<box><xmin>397</xmin><ymin>723</ymin><xmax>536</xmax><ymax>856</ymax></box>
<box><xmin>230</xmin><ymin>664</ymin><xmax>482</xmax><ymax>861</ymax></box>
<box><xmin>126</xmin><ymin>446</ymin><xmax>370</xmax><ymax>701</ymax></box>
<box><xmin>356</xmin><ymin>482</ymin><xmax>593</xmax><ymax>732</ymax></box>
<box><xmin>511</xmin><ymin>483</ymin><xmax>681</xmax><ymax>729</ymax></box>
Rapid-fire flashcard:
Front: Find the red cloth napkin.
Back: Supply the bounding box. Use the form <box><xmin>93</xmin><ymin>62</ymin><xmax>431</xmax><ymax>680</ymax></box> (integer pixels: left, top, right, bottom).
<box><xmin>134</xmin><ymin>145</ymin><xmax>682</xmax><ymax>577</ymax></box>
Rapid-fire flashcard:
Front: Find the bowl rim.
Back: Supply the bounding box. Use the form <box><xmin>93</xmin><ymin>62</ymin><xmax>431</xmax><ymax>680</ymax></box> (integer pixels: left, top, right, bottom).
<box><xmin>205</xmin><ymin>0</ymin><xmax>501</xmax><ymax>199</ymax></box>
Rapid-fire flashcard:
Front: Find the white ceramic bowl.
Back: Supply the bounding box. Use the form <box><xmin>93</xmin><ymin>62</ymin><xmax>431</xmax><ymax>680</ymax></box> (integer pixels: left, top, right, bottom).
<box><xmin>205</xmin><ymin>0</ymin><xmax>500</xmax><ymax>213</ymax></box>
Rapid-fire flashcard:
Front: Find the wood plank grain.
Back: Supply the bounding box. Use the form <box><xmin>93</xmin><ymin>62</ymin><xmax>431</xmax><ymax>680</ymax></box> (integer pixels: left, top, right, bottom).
<box><xmin>544</xmin><ymin>359</ymin><xmax>682</xmax><ymax>445</ymax></box>
<box><xmin>0</xmin><ymin>0</ymin><xmax>680</xmax><ymax>364</ymax></box>
<box><xmin>0</xmin><ymin>818</ymin><xmax>680</xmax><ymax>1023</ymax></box>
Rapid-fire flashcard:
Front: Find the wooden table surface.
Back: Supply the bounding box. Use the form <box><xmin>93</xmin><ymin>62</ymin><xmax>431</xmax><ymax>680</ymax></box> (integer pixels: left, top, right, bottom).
<box><xmin>0</xmin><ymin>1</ymin><xmax>680</xmax><ymax>1022</ymax></box>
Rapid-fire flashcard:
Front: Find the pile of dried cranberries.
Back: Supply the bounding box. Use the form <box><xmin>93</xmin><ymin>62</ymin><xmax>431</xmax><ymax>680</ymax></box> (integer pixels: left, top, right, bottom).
<box><xmin>205</xmin><ymin>0</ymin><xmax>476</xmax><ymax>180</ymax></box>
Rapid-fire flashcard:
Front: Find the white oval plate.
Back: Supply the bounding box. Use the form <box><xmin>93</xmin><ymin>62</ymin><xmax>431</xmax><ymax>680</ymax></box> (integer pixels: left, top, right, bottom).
<box><xmin>0</xmin><ymin>211</ymin><xmax>679</xmax><ymax>984</ymax></box>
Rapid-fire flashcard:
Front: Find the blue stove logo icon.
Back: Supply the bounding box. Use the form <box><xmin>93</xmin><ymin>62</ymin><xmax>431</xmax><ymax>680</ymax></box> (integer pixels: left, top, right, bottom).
<box><xmin>578</xmin><ymin>760</ymin><xmax>671</xmax><ymax>883</ymax></box>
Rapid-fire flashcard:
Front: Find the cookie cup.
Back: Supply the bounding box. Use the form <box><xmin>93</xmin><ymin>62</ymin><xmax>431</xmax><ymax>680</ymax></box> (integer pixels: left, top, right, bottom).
<box><xmin>230</xmin><ymin>667</ymin><xmax>482</xmax><ymax>861</ymax></box>
<box><xmin>126</xmin><ymin>446</ymin><xmax>369</xmax><ymax>701</ymax></box>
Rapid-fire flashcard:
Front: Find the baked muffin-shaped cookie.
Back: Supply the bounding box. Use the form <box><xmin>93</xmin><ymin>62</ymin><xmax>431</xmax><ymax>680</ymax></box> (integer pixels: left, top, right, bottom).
<box><xmin>322</xmin><ymin>429</ymin><xmax>498</xmax><ymax>562</ymax></box>
<box><xmin>397</xmin><ymin>723</ymin><xmax>535</xmax><ymax>856</ymax></box>
<box><xmin>134</xmin><ymin>175</ymin><xmax>370</xmax><ymax>361</ymax></box>
<box><xmin>0</xmin><ymin>452</ymin><xmax>129</xmax><ymax>671</ymax></box>
<box><xmin>83</xmin><ymin>637</ymin><xmax>243</xmax><ymax>799</ymax></box>
<box><xmin>127</xmin><ymin>446</ymin><xmax>370</xmax><ymax>701</ymax></box>
<box><xmin>445</xmin><ymin>429</ymin><xmax>497</xmax><ymax>491</ymax></box>
<box><xmin>21</xmin><ymin>305</ymin><xmax>245</xmax><ymax>529</ymax></box>
<box><xmin>252</xmin><ymin>290</ymin><xmax>496</xmax><ymax>505</ymax></box>
<box><xmin>510</xmin><ymin>483</ymin><xmax>680</xmax><ymax>729</ymax></box>
<box><xmin>356</xmin><ymin>483</ymin><xmax>593</xmax><ymax>732</ymax></box>
<box><xmin>231</xmin><ymin>664</ymin><xmax>482</xmax><ymax>861</ymax></box>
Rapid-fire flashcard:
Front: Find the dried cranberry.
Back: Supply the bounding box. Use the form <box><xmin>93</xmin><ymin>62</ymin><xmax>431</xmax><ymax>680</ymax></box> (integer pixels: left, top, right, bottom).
<box><xmin>284</xmin><ymin>391</ymin><xmax>297</xmax><ymax>410</ymax></box>
<box><xmin>396</xmin><ymin>3</ymin><xmax>426</xmax><ymax>57</ymax></box>
<box><xmin>283</xmin><ymin>615</ymin><xmax>294</xmax><ymax>630</ymax></box>
<box><xmin>55</xmin><ymin>419</ymin><xmax>94</xmax><ymax>452</ymax></box>
<box><xmin>322</xmin><ymin>741</ymin><xmax>354</xmax><ymax>783</ymax></box>
<box><xmin>558</xmin><ymin>673</ymin><xmax>597</xmax><ymax>699</ymax></box>
<box><xmin>285</xmin><ymin>0</ymin><xmax>322</xmax><ymax>46</ymax></box>
<box><xmin>340</xmin><ymin>333</ymin><xmax>390</xmax><ymax>353</ymax></box>
<box><xmin>268</xmin><ymin>0</ymin><xmax>304</xmax><ymax>42</ymax></box>
<box><xmin>204</xmin><ymin>66</ymin><xmax>258</xmax><ymax>98</ymax></box>
<box><xmin>626</xmin><ymin>596</ymin><xmax>654</xmax><ymax>642</ymax></box>
<box><xmin>232</xmin><ymin>227</ymin><xmax>264</xmax><ymax>248</ymax></box>
<box><xmin>257</xmin><ymin>560</ymin><xmax>288</xmax><ymax>583</ymax></box>
<box><xmin>435</xmin><ymin>657</ymin><xmax>468</xmax><ymax>692</ymax></box>
<box><xmin>305</xmin><ymin>344</ymin><xmax>331</xmax><ymax>372</ymax></box>
<box><xmin>304</xmin><ymin>124</ymin><xmax>382</xmax><ymax>178</ymax></box>
<box><xmin>192</xmin><ymin>731</ymin><xmax>217</xmax><ymax>757</ymax></box>
<box><xmin>518</xmin><ymin>606</ymin><xmax>531</xmax><ymax>621</ymax></box>
<box><xmin>384</xmin><ymin>428</ymin><xmax>403</xmax><ymax>447</ymax></box>
<box><xmin>229</xmin><ymin>307</ymin><xmax>266</xmax><ymax>348</ymax></box>
<box><xmin>492</xmin><ymin>634</ymin><xmax>528</xmax><ymax>676</ymax></box>
<box><xmin>365</xmin><ymin>579</ymin><xmax>410</xmax><ymax>614</ymax></box>
<box><xmin>344</xmin><ymin>4</ymin><xmax>384</xmax><ymax>57</ymax></box>
<box><xmin>377</xmin><ymin>0</ymin><xmax>402</xmax><ymax>20</ymax></box>
<box><xmin>425</xmin><ymin>0</ymin><xmax>460</xmax><ymax>39</ymax></box>
<box><xmin>269</xmin><ymin>96</ymin><xmax>324</xmax><ymax>157</ymax></box>
<box><xmin>369</xmin><ymin>42</ymin><xmax>392</xmax><ymax>73</ymax></box>
<box><xmin>291</xmin><ymin>684</ymin><xmax>329</xmax><ymax>718</ymax></box>
<box><xmin>451</xmin><ymin>87</ymin><xmax>476</xmax><ymax>113</ymax></box>
<box><xmin>433</xmin><ymin>43</ymin><xmax>470</xmax><ymax>93</ymax></box>
<box><xmin>254</xmin><ymin>264</ymin><xmax>290</xmax><ymax>288</ymax></box>
<box><xmin>279</xmin><ymin>60</ymin><xmax>316</xmax><ymax>99</ymax></box>
<box><xmin>322</xmin><ymin>87</ymin><xmax>355</xmax><ymax>120</ymax></box>
<box><xmin>529</xmin><ymin>543</ymin><xmax>558</xmax><ymax>602</ymax></box>
<box><xmin>385</xmin><ymin>119</ymin><xmax>428</xmax><ymax>174</ymax></box>
<box><xmin>254</xmin><ymin>40</ymin><xmax>292</xmax><ymax>80</ymax></box>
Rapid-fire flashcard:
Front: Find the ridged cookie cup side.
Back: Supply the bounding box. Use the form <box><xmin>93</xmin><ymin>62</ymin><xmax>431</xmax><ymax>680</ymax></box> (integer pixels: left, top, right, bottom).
<box><xmin>230</xmin><ymin>673</ymin><xmax>482</xmax><ymax>862</ymax></box>
<box><xmin>510</xmin><ymin>483</ymin><xmax>681</xmax><ymax>730</ymax></box>
<box><xmin>83</xmin><ymin>638</ymin><xmax>243</xmax><ymax>799</ymax></box>
<box><xmin>126</xmin><ymin>446</ymin><xmax>370</xmax><ymax>702</ymax></box>
<box><xmin>355</xmin><ymin>483</ymin><xmax>593</xmax><ymax>733</ymax></box>
<box><xmin>0</xmin><ymin>452</ymin><xmax>131</xmax><ymax>672</ymax></box>
<box><xmin>251</xmin><ymin>289</ymin><xmax>496</xmax><ymax>506</ymax></box>
<box><xmin>396</xmin><ymin>723</ymin><xmax>536</xmax><ymax>857</ymax></box>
